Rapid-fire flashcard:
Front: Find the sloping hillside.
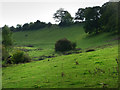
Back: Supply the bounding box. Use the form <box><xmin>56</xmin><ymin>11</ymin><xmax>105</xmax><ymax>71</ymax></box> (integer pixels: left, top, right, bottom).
<box><xmin>2</xmin><ymin>45</ymin><xmax>118</xmax><ymax>88</ymax></box>
<box><xmin>2</xmin><ymin>24</ymin><xmax>119</xmax><ymax>88</ymax></box>
<box><xmin>12</xmin><ymin>24</ymin><xmax>118</xmax><ymax>49</ymax></box>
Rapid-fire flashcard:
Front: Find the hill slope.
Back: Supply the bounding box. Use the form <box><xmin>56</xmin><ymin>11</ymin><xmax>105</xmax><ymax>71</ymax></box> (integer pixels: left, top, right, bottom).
<box><xmin>2</xmin><ymin>45</ymin><xmax>118</xmax><ymax>88</ymax></box>
<box><xmin>2</xmin><ymin>24</ymin><xmax>119</xmax><ymax>88</ymax></box>
<box><xmin>12</xmin><ymin>24</ymin><xmax>118</xmax><ymax>49</ymax></box>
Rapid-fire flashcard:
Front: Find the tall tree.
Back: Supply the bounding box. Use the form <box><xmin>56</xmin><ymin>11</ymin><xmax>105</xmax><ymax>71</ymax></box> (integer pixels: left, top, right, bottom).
<box><xmin>22</xmin><ymin>23</ymin><xmax>29</xmax><ymax>30</ymax></box>
<box><xmin>2</xmin><ymin>25</ymin><xmax>13</xmax><ymax>61</ymax></box>
<box><xmin>75</xmin><ymin>8</ymin><xmax>85</xmax><ymax>21</ymax></box>
<box><xmin>75</xmin><ymin>6</ymin><xmax>101</xmax><ymax>34</ymax></box>
<box><xmin>16</xmin><ymin>24</ymin><xmax>22</xmax><ymax>31</ymax></box>
<box><xmin>2</xmin><ymin>25</ymin><xmax>13</xmax><ymax>49</ymax></box>
<box><xmin>33</xmin><ymin>20</ymin><xmax>46</xmax><ymax>30</ymax></box>
<box><xmin>53</xmin><ymin>8</ymin><xmax>73</xmax><ymax>26</ymax></box>
<box><xmin>10</xmin><ymin>26</ymin><xmax>15</xmax><ymax>32</ymax></box>
<box><xmin>100</xmin><ymin>2</ymin><xmax>118</xmax><ymax>32</ymax></box>
<box><xmin>84</xmin><ymin>6</ymin><xmax>101</xmax><ymax>34</ymax></box>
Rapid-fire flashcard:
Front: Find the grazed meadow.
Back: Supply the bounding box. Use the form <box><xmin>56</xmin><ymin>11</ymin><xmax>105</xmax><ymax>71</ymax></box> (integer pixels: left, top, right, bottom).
<box><xmin>2</xmin><ymin>24</ymin><xmax>119</xmax><ymax>88</ymax></box>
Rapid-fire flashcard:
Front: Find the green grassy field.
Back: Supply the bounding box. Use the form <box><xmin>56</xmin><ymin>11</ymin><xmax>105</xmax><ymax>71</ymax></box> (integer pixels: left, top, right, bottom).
<box><xmin>12</xmin><ymin>24</ymin><xmax>118</xmax><ymax>58</ymax></box>
<box><xmin>2</xmin><ymin>45</ymin><xmax>118</xmax><ymax>88</ymax></box>
<box><xmin>12</xmin><ymin>24</ymin><xmax>118</xmax><ymax>49</ymax></box>
<box><xmin>2</xmin><ymin>24</ymin><xmax>119</xmax><ymax>88</ymax></box>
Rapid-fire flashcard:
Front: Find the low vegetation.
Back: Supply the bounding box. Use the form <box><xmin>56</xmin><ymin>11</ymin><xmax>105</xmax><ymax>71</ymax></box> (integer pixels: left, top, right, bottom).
<box><xmin>55</xmin><ymin>38</ymin><xmax>76</xmax><ymax>52</ymax></box>
<box><xmin>11</xmin><ymin>50</ymin><xmax>31</xmax><ymax>64</ymax></box>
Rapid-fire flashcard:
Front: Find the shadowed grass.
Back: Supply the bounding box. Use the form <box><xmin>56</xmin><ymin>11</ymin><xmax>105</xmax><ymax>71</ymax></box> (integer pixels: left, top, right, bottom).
<box><xmin>12</xmin><ymin>25</ymin><xmax>118</xmax><ymax>49</ymax></box>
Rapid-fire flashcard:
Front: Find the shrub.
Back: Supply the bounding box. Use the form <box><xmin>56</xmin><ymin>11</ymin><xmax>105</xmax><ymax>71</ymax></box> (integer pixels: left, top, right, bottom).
<box><xmin>55</xmin><ymin>38</ymin><xmax>76</xmax><ymax>52</ymax></box>
<box><xmin>71</xmin><ymin>42</ymin><xmax>76</xmax><ymax>50</ymax></box>
<box><xmin>2</xmin><ymin>46</ymin><xmax>13</xmax><ymax>66</ymax></box>
<box><xmin>2</xmin><ymin>46</ymin><xmax>9</xmax><ymax>61</ymax></box>
<box><xmin>11</xmin><ymin>50</ymin><xmax>31</xmax><ymax>64</ymax></box>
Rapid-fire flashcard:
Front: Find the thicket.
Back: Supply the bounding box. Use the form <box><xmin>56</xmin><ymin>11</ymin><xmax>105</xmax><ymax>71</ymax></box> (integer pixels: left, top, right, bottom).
<box><xmin>55</xmin><ymin>38</ymin><xmax>76</xmax><ymax>52</ymax></box>
<box><xmin>11</xmin><ymin>50</ymin><xmax>31</xmax><ymax>64</ymax></box>
<box><xmin>75</xmin><ymin>2</ymin><xmax>118</xmax><ymax>34</ymax></box>
<box><xmin>2</xmin><ymin>25</ymin><xmax>31</xmax><ymax>66</ymax></box>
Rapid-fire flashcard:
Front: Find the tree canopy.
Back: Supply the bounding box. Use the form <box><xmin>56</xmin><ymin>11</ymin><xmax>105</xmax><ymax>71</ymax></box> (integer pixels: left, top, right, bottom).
<box><xmin>75</xmin><ymin>2</ymin><xmax>119</xmax><ymax>34</ymax></box>
<box><xmin>2</xmin><ymin>25</ymin><xmax>13</xmax><ymax>49</ymax></box>
<box><xmin>10</xmin><ymin>20</ymin><xmax>51</xmax><ymax>32</ymax></box>
<box><xmin>53</xmin><ymin>8</ymin><xmax>73</xmax><ymax>27</ymax></box>
<box><xmin>5</xmin><ymin>2</ymin><xmax>119</xmax><ymax>35</ymax></box>
<box><xmin>99</xmin><ymin>2</ymin><xmax>118</xmax><ymax>33</ymax></box>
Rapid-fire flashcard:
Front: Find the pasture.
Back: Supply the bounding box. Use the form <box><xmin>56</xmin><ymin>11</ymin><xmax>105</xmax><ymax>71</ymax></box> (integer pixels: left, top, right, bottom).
<box><xmin>2</xmin><ymin>24</ymin><xmax>119</xmax><ymax>88</ymax></box>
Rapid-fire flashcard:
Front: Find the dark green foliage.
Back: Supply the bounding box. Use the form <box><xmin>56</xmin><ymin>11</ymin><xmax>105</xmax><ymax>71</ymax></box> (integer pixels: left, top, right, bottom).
<box><xmin>75</xmin><ymin>2</ymin><xmax>119</xmax><ymax>34</ymax></box>
<box><xmin>75</xmin><ymin>6</ymin><xmax>101</xmax><ymax>34</ymax></box>
<box><xmin>2</xmin><ymin>25</ymin><xmax>13</xmax><ymax>65</ymax></box>
<box><xmin>75</xmin><ymin>8</ymin><xmax>85</xmax><ymax>21</ymax></box>
<box><xmin>4</xmin><ymin>2</ymin><xmax>118</xmax><ymax>34</ymax></box>
<box><xmin>2</xmin><ymin>46</ymin><xmax>13</xmax><ymax>66</ymax></box>
<box><xmin>30</xmin><ymin>20</ymin><xmax>46</xmax><ymax>30</ymax></box>
<box><xmin>55</xmin><ymin>38</ymin><xmax>76</xmax><ymax>52</ymax></box>
<box><xmin>2</xmin><ymin>50</ymin><xmax>31</xmax><ymax>65</ymax></box>
<box><xmin>100</xmin><ymin>2</ymin><xmax>118</xmax><ymax>33</ymax></box>
<box><xmin>11</xmin><ymin>50</ymin><xmax>31</xmax><ymax>64</ymax></box>
<box><xmin>84</xmin><ymin>6</ymin><xmax>101</xmax><ymax>34</ymax></box>
<box><xmin>71</xmin><ymin>42</ymin><xmax>76</xmax><ymax>50</ymax></box>
<box><xmin>22</xmin><ymin>23</ymin><xmax>29</xmax><ymax>30</ymax></box>
<box><xmin>2</xmin><ymin>55</ymin><xmax>13</xmax><ymax>65</ymax></box>
<box><xmin>10</xmin><ymin>26</ymin><xmax>15</xmax><ymax>31</ymax></box>
<box><xmin>2</xmin><ymin>25</ymin><xmax>13</xmax><ymax>49</ymax></box>
<box><xmin>2</xmin><ymin>46</ymin><xmax>9</xmax><ymax>61</ymax></box>
<box><xmin>53</xmin><ymin>8</ymin><xmax>73</xmax><ymax>27</ymax></box>
<box><xmin>59</xmin><ymin>21</ymin><xmax>73</xmax><ymax>27</ymax></box>
<box><xmin>10</xmin><ymin>20</ymin><xmax>51</xmax><ymax>32</ymax></box>
<box><xmin>47</xmin><ymin>22</ymin><xmax>52</xmax><ymax>27</ymax></box>
<box><xmin>16</xmin><ymin>24</ymin><xmax>22</xmax><ymax>31</ymax></box>
<box><xmin>20</xmin><ymin>20</ymin><xmax>47</xmax><ymax>31</ymax></box>
<box><xmin>84</xmin><ymin>20</ymin><xmax>95</xmax><ymax>34</ymax></box>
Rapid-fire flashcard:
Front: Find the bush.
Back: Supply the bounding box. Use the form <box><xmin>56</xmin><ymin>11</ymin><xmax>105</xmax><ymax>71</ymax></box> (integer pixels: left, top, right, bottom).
<box><xmin>11</xmin><ymin>50</ymin><xmax>31</xmax><ymax>64</ymax></box>
<box><xmin>71</xmin><ymin>42</ymin><xmax>76</xmax><ymax>50</ymax></box>
<box><xmin>2</xmin><ymin>46</ymin><xmax>9</xmax><ymax>61</ymax></box>
<box><xmin>55</xmin><ymin>38</ymin><xmax>76</xmax><ymax>52</ymax></box>
<box><xmin>2</xmin><ymin>46</ymin><xmax>13</xmax><ymax>66</ymax></box>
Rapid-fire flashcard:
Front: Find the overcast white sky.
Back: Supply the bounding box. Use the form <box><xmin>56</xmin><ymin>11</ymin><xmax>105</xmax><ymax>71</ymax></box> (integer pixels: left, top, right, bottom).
<box><xmin>0</xmin><ymin>0</ymin><xmax>110</xmax><ymax>27</ymax></box>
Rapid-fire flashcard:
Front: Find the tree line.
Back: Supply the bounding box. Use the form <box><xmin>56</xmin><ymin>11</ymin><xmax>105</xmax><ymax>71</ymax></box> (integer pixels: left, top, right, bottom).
<box><xmin>54</xmin><ymin>2</ymin><xmax>118</xmax><ymax>34</ymax></box>
<box><xmin>9</xmin><ymin>20</ymin><xmax>52</xmax><ymax>32</ymax></box>
<box><xmin>2</xmin><ymin>2</ymin><xmax>119</xmax><ymax>34</ymax></box>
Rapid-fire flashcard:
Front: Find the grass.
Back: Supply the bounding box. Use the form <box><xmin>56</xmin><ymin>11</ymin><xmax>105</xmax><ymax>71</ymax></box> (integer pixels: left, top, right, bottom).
<box><xmin>2</xmin><ymin>24</ymin><xmax>119</xmax><ymax>88</ymax></box>
<box><xmin>12</xmin><ymin>24</ymin><xmax>118</xmax><ymax>61</ymax></box>
<box><xmin>2</xmin><ymin>45</ymin><xmax>118</xmax><ymax>88</ymax></box>
<box><xmin>12</xmin><ymin>24</ymin><xmax>118</xmax><ymax>49</ymax></box>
